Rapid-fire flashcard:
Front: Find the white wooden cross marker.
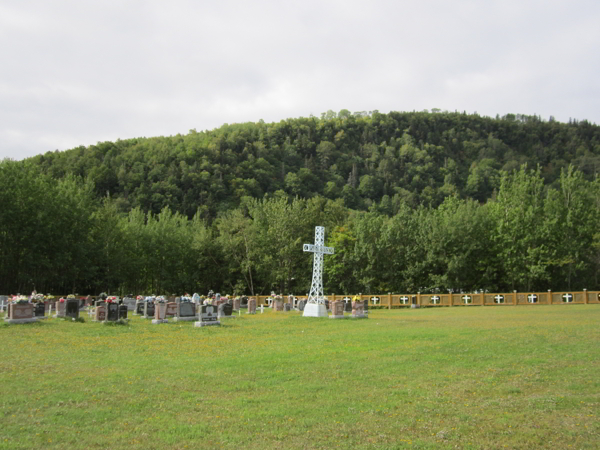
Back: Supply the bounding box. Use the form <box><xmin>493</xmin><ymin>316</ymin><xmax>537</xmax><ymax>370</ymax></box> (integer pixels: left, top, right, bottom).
<box><xmin>431</xmin><ymin>295</ymin><xmax>440</xmax><ymax>304</ymax></box>
<box><xmin>494</xmin><ymin>294</ymin><xmax>504</xmax><ymax>303</ymax></box>
<box><xmin>462</xmin><ymin>295</ymin><xmax>472</xmax><ymax>304</ymax></box>
<box><xmin>400</xmin><ymin>296</ymin><xmax>409</xmax><ymax>304</ymax></box>
<box><xmin>302</xmin><ymin>226</ymin><xmax>334</xmax><ymax>317</ymax></box>
<box><xmin>371</xmin><ymin>296</ymin><xmax>380</xmax><ymax>305</ymax></box>
<box><xmin>562</xmin><ymin>293</ymin><xmax>573</xmax><ymax>303</ymax></box>
<box><xmin>528</xmin><ymin>294</ymin><xmax>538</xmax><ymax>303</ymax></box>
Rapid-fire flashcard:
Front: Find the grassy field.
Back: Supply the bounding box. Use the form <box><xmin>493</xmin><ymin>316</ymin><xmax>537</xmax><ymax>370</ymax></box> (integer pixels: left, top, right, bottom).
<box><xmin>0</xmin><ymin>305</ymin><xmax>598</xmax><ymax>450</ymax></box>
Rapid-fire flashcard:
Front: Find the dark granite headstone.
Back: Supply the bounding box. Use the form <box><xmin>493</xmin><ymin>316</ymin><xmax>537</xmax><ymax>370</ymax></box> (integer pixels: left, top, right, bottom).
<box><xmin>219</xmin><ymin>302</ymin><xmax>233</xmax><ymax>317</ymax></box>
<box><xmin>298</xmin><ymin>300</ymin><xmax>306</xmax><ymax>311</ymax></box>
<box><xmin>179</xmin><ymin>302</ymin><xmax>196</xmax><ymax>317</ymax></box>
<box><xmin>324</xmin><ymin>299</ymin><xmax>330</xmax><ymax>310</ymax></box>
<box><xmin>136</xmin><ymin>302</ymin><xmax>144</xmax><ymax>315</ymax></box>
<box><xmin>106</xmin><ymin>303</ymin><xmax>119</xmax><ymax>321</ymax></box>
<box><xmin>363</xmin><ymin>300</ymin><xmax>369</xmax><ymax>314</ymax></box>
<box><xmin>240</xmin><ymin>296</ymin><xmax>248</xmax><ymax>308</ymax></box>
<box><xmin>145</xmin><ymin>302</ymin><xmax>155</xmax><ymax>317</ymax></box>
<box><xmin>34</xmin><ymin>302</ymin><xmax>46</xmax><ymax>317</ymax></box>
<box><xmin>66</xmin><ymin>299</ymin><xmax>80</xmax><ymax>319</ymax></box>
<box><xmin>118</xmin><ymin>304</ymin><xmax>128</xmax><ymax>319</ymax></box>
<box><xmin>284</xmin><ymin>303</ymin><xmax>291</xmax><ymax>312</ymax></box>
<box><xmin>344</xmin><ymin>300</ymin><xmax>352</xmax><ymax>312</ymax></box>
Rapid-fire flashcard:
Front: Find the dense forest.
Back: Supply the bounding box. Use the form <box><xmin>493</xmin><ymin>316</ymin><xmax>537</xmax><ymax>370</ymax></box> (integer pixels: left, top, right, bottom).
<box><xmin>1</xmin><ymin>110</ymin><xmax>599</xmax><ymax>295</ymax></box>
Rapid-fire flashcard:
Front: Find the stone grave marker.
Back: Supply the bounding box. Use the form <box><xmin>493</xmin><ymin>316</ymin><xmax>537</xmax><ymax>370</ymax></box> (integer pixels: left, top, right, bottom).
<box><xmin>297</xmin><ymin>300</ymin><xmax>306</xmax><ymax>312</ymax></box>
<box><xmin>106</xmin><ymin>303</ymin><xmax>119</xmax><ymax>321</ymax></box>
<box><xmin>55</xmin><ymin>300</ymin><xmax>67</xmax><ymax>318</ymax></box>
<box><xmin>247</xmin><ymin>298</ymin><xmax>256</xmax><ymax>314</ymax></box>
<box><xmin>174</xmin><ymin>301</ymin><xmax>196</xmax><ymax>322</ymax></box>
<box><xmin>195</xmin><ymin>304</ymin><xmax>220</xmax><ymax>327</ymax></box>
<box><xmin>283</xmin><ymin>303</ymin><xmax>292</xmax><ymax>312</ymax></box>
<box><xmin>5</xmin><ymin>302</ymin><xmax>38</xmax><ymax>323</ymax></box>
<box><xmin>123</xmin><ymin>297</ymin><xmax>136</xmax><ymax>311</ymax></box>
<box><xmin>135</xmin><ymin>301</ymin><xmax>145</xmax><ymax>315</ymax></box>
<box><xmin>218</xmin><ymin>302</ymin><xmax>233</xmax><ymax>319</ymax></box>
<box><xmin>352</xmin><ymin>300</ymin><xmax>367</xmax><ymax>319</ymax></box>
<box><xmin>324</xmin><ymin>299</ymin><xmax>330</xmax><ymax>311</ymax></box>
<box><xmin>94</xmin><ymin>303</ymin><xmax>106</xmax><ymax>321</ymax></box>
<box><xmin>232</xmin><ymin>297</ymin><xmax>240</xmax><ymax>311</ymax></box>
<box><xmin>118</xmin><ymin>304</ymin><xmax>128</xmax><ymax>319</ymax></box>
<box><xmin>273</xmin><ymin>298</ymin><xmax>284</xmax><ymax>311</ymax></box>
<box><xmin>240</xmin><ymin>296</ymin><xmax>249</xmax><ymax>308</ymax></box>
<box><xmin>343</xmin><ymin>297</ymin><xmax>352</xmax><ymax>312</ymax></box>
<box><xmin>144</xmin><ymin>301</ymin><xmax>155</xmax><ymax>319</ymax></box>
<box><xmin>363</xmin><ymin>299</ymin><xmax>369</xmax><ymax>316</ymax></box>
<box><xmin>330</xmin><ymin>300</ymin><xmax>345</xmax><ymax>319</ymax></box>
<box><xmin>152</xmin><ymin>302</ymin><xmax>168</xmax><ymax>324</ymax></box>
<box><xmin>165</xmin><ymin>302</ymin><xmax>177</xmax><ymax>317</ymax></box>
<box><xmin>66</xmin><ymin>299</ymin><xmax>80</xmax><ymax>319</ymax></box>
<box><xmin>34</xmin><ymin>302</ymin><xmax>46</xmax><ymax>319</ymax></box>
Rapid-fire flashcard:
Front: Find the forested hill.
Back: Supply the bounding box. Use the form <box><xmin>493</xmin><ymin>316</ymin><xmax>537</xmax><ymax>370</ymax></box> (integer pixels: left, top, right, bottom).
<box><xmin>29</xmin><ymin>110</ymin><xmax>600</xmax><ymax>219</ymax></box>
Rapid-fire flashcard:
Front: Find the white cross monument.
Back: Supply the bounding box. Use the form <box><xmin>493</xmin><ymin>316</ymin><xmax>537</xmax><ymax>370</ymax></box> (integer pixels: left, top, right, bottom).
<box><xmin>302</xmin><ymin>226</ymin><xmax>334</xmax><ymax>317</ymax></box>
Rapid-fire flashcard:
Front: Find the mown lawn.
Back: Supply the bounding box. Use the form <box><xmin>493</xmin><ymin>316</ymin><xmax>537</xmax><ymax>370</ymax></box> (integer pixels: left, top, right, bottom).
<box><xmin>0</xmin><ymin>305</ymin><xmax>598</xmax><ymax>449</ymax></box>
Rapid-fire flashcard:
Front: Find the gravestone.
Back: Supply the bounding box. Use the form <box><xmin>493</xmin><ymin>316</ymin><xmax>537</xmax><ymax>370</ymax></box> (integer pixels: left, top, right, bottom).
<box><xmin>195</xmin><ymin>304</ymin><xmax>220</xmax><ymax>327</ymax></box>
<box><xmin>273</xmin><ymin>299</ymin><xmax>283</xmax><ymax>312</ymax></box>
<box><xmin>144</xmin><ymin>302</ymin><xmax>155</xmax><ymax>319</ymax></box>
<box><xmin>66</xmin><ymin>299</ymin><xmax>80</xmax><ymax>319</ymax></box>
<box><xmin>94</xmin><ymin>303</ymin><xmax>106</xmax><ymax>321</ymax></box>
<box><xmin>152</xmin><ymin>302</ymin><xmax>168</xmax><ymax>324</ymax></box>
<box><xmin>240</xmin><ymin>296</ymin><xmax>249</xmax><ymax>308</ymax></box>
<box><xmin>135</xmin><ymin>301</ymin><xmax>145</xmax><ymax>315</ymax></box>
<box><xmin>165</xmin><ymin>302</ymin><xmax>177</xmax><ymax>317</ymax></box>
<box><xmin>34</xmin><ymin>302</ymin><xmax>46</xmax><ymax>319</ymax></box>
<box><xmin>218</xmin><ymin>302</ymin><xmax>233</xmax><ymax>319</ymax></box>
<box><xmin>123</xmin><ymin>297</ymin><xmax>136</xmax><ymax>311</ymax></box>
<box><xmin>283</xmin><ymin>303</ymin><xmax>292</xmax><ymax>312</ymax></box>
<box><xmin>55</xmin><ymin>300</ymin><xmax>67</xmax><ymax>318</ymax></box>
<box><xmin>352</xmin><ymin>301</ymin><xmax>367</xmax><ymax>319</ymax></box>
<box><xmin>343</xmin><ymin>297</ymin><xmax>352</xmax><ymax>312</ymax></box>
<box><xmin>106</xmin><ymin>303</ymin><xmax>119</xmax><ymax>321</ymax></box>
<box><xmin>174</xmin><ymin>301</ymin><xmax>196</xmax><ymax>322</ymax></box>
<box><xmin>5</xmin><ymin>303</ymin><xmax>38</xmax><ymax>323</ymax></box>
<box><xmin>247</xmin><ymin>298</ymin><xmax>256</xmax><ymax>314</ymax></box>
<box><xmin>324</xmin><ymin>299</ymin><xmax>330</xmax><ymax>311</ymax></box>
<box><xmin>118</xmin><ymin>304</ymin><xmax>128</xmax><ymax>319</ymax></box>
<box><xmin>232</xmin><ymin>297</ymin><xmax>240</xmax><ymax>311</ymax></box>
<box><xmin>363</xmin><ymin>300</ymin><xmax>369</xmax><ymax>316</ymax></box>
<box><xmin>297</xmin><ymin>300</ymin><xmax>306</xmax><ymax>312</ymax></box>
<box><xmin>330</xmin><ymin>300</ymin><xmax>345</xmax><ymax>319</ymax></box>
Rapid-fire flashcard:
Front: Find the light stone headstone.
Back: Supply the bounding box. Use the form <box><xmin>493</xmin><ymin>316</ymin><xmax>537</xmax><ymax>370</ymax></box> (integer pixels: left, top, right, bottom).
<box><xmin>247</xmin><ymin>298</ymin><xmax>256</xmax><ymax>314</ymax></box>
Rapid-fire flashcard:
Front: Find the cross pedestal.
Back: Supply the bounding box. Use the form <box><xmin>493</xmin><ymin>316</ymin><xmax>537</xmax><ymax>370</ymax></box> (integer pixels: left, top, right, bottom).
<box><xmin>302</xmin><ymin>226</ymin><xmax>334</xmax><ymax>318</ymax></box>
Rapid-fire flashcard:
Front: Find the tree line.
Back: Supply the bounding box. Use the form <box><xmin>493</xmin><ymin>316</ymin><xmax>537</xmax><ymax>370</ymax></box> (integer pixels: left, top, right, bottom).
<box><xmin>28</xmin><ymin>110</ymin><xmax>600</xmax><ymax>220</ymax></box>
<box><xmin>1</xmin><ymin>158</ymin><xmax>598</xmax><ymax>295</ymax></box>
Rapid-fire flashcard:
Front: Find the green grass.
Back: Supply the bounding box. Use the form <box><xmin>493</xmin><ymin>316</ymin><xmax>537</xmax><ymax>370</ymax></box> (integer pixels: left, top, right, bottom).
<box><xmin>1</xmin><ymin>306</ymin><xmax>598</xmax><ymax>449</ymax></box>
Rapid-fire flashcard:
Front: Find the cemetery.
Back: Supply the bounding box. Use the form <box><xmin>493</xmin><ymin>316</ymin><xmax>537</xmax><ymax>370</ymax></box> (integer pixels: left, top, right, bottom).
<box><xmin>1</xmin><ymin>229</ymin><xmax>599</xmax><ymax>449</ymax></box>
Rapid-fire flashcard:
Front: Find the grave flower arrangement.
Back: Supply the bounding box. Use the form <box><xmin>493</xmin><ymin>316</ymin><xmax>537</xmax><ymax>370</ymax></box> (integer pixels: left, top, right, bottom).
<box><xmin>106</xmin><ymin>296</ymin><xmax>118</xmax><ymax>303</ymax></box>
<box><xmin>136</xmin><ymin>295</ymin><xmax>144</xmax><ymax>300</ymax></box>
<box><xmin>45</xmin><ymin>294</ymin><xmax>54</xmax><ymax>302</ymax></box>
<box><xmin>59</xmin><ymin>297</ymin><xmax>66</xmax><ymax>303</ymax></box>
<box><xmin>155</xmin><ymin>295</ymin><xmax>167</xmax><ymax>303</ymax></box>
<box><xmin>12</xmin><ymin>295</ymin><xmax>29</xmax><ymax>304</ymax></box>
<box><xmin>67</xmin><ymin>294</ymin><xmax>76</xmax><ymax>299</ymax></box>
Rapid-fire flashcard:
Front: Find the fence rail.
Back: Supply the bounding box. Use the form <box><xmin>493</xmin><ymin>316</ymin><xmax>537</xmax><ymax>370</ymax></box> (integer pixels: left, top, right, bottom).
<box><xmin>251</xmin><ymin>290</ymin><xmax>600</xmax><ymax>307</ymax></box>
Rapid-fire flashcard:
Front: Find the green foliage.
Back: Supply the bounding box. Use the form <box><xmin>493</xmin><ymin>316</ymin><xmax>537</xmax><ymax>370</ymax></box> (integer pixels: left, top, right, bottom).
<box><xmin>2</xmin><ymin>112</ymin><xmax>600</xmax><ymax>295</ymax></box>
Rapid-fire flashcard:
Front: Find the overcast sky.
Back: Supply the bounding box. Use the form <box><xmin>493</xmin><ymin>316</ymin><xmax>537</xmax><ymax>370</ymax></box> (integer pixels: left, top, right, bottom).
<box><xmin>1</xmin><ymin>0</ymin><xmax>599</xmax><ymax>160</ymax></box>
